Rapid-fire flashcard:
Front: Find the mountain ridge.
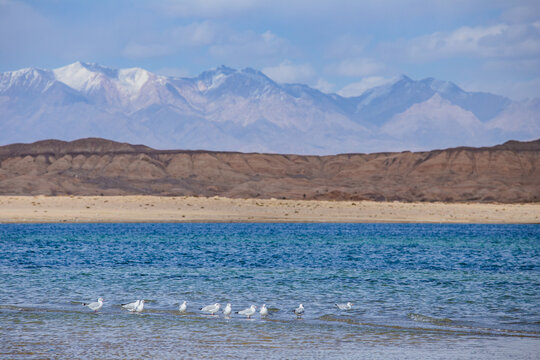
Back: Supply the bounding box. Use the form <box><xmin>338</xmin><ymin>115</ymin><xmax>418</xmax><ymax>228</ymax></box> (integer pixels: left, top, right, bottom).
<box><xmin>1</xmin><ymin>62</ymin><xmax>539</xmax><ymax>154</ymax></box>
<box><xmin>0</xmin><ymin>137</ymin><xmax>538</xmax><ymax>203</ymax></box>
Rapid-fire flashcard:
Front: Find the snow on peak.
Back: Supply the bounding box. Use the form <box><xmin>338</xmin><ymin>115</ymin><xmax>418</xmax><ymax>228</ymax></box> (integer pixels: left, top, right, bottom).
<box><xmin>53</xmin><ymin>62</ymin><xmax>108</xmax><ymax>93</ymax></box>
<box><xmin>52</xmin><ymin>62</ymin><xmax>157</xmax><ymax>98</ymax></box>
<box><xmin>1</xmin><ymin>61</ymin><xmax>536</xmax><ymax>154</ymax></box>
<box><xmin>0</xmin><ymin>67</ymin><xmax>53</xmax><ymax>92</ymax></box>
<box><xmin>116</xmin><ymin>67</ymin><xmax>155</xmax><ymax>97</ymax></box>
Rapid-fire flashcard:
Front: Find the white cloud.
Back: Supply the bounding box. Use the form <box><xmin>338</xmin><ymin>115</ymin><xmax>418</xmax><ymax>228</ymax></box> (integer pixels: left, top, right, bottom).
<box><xmin>123</xmin><ymin>21</ymin><xmax>220</xmax><ymax>58</ymax></box>
<box><xmin>170</xmin><ymin>21</ymin><xmax>219</xmax><ymax>46</ymax></box>
<box><xmin>123</xmin><ymin>21</ymin><xmax>294</xmax><ymax>68</ymax></box>
<box><xmin>386</xmin><ymin>22</ymin><xmax>540</xmax><ymax>62</ymax></box>
<box><xmin>314</xmin><ymin>78</ymin><xmax>334</xmax><ymax>93</ymax></box>
<box><xmin>326</xmin><ymin>57</ymin><xmax>384</xmax><ymax>77</ymax></box>
<box><xmin>209</xmin><ymin>30</ymin><xmax>294</xmax><ymax>65</ymax></box>
<box><xmin>338</xmin><ymin>76</ymin><xmax>393</xmax><ymax>97</ymax></box>
<box><xmin>262</xmin><ymin>61</ymin><xmax>334</xmax><ymax>93</ymax></box>
<box><xmin>262</xmin><ymin>60</ymin><xmax>315</xmax><ymax>84</ymax></box>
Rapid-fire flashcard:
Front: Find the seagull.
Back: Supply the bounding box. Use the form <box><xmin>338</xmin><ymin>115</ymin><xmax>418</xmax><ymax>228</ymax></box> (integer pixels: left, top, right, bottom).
<box><xmin>294</xmin><ymin>304</ymin><xmax>304</xmax><ymax>317</ymax></box>
<box><xmin>223</xmin><ymin>303</ymin><xmax>232</xmax><ymax>317</ymax></box>
<box><xmin>237</xmin><ymin>305</ymin><xmax>256</xmax><ymax>319</ymax></box>
<box><xmin>335</xmin><ymin>302</ymin><xmax>354</xmax><ymax>311</ymax></box>
<box><xmin>179</xmin><ymin>301</ymin><xmax>187</xmax><ymax>313</ymax></box>
<box><xmin>83</xmin><ymin>297</ymin><xmax>104</xmax><ymax>312</ymax></box>
<box><xmin>260</xmin><ymin>304</ymin><xmax>268</xmax><ymax>318</ymax></box>
<box><xmin>121</xmin><ymin>300</ymin><xmax>140</xmax><ymax>312</ymax></box>
<box><xmin>200</xmin><ymin>303</ymin><xmax>221</xmax><ymax>315</ymax></box>
<box><xmin>135</xmin><ymin>299</ymin><xmax>145</xmax><ymax>313</ymax></box>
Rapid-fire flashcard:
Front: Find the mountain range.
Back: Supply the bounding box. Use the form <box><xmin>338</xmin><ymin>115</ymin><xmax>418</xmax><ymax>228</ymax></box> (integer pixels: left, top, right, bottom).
<box><xmin>1</xmin><ymin>62</ymin><xmax>539</xmax><ymax>154</ymax></box>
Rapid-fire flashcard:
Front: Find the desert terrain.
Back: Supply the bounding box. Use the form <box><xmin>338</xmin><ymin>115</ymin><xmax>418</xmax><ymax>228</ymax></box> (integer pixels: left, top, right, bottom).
<box><xmin>0</xmin><ymin>195</ymin><xmax>538</xmax><ymax>223</ymax></box>
<box><xmin>0</xmin><ymin>138</ymin><xmax>539</xmax><ymax>203</ymax></box>
<box><xmin>1</xmin><ymin>138</ymin><xmax>539</xmax><ymax>223</ymax></box>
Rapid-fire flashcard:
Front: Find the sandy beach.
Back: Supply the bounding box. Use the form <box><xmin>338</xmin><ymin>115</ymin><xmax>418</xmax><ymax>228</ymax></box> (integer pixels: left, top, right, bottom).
<box><xmin>0</xmin><ymin>195</ymin><xmax>538</xmax><ymax>223</ymax></box>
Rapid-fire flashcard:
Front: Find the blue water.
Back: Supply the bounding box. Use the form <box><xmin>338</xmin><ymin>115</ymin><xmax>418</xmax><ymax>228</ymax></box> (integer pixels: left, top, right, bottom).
<box><xmin>1</xmin><ymin>223</ymin><xmax>539</xmax><ymax>359</ymax></box>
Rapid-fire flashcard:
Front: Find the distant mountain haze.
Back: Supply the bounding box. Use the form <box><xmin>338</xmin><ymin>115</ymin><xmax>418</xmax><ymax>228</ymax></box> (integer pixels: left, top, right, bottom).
<box><xmin>0</xmin><ymin>62</ymin><xmax>538</xmax><ymax>154</ymax></box>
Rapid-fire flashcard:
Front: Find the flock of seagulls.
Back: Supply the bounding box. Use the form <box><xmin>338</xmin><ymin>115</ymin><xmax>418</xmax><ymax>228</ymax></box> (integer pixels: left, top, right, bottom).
<box><xmin>82</xmin><ymin>298</ymin><xmax>354</xmax><ymax>318</ymax></box>
<box><xmin>121</xmin><ymin>299</ymin><xmax>145</xmax><ymax>313</ymax></box>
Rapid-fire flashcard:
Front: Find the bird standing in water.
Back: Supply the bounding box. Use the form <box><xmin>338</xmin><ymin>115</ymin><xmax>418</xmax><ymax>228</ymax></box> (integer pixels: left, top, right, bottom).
<box><xmin>335</xmin><ymin>302</ymin><xmax>354</xmax><ymax>311</ymax></box>
<box><xmin>294</xmin><ymin>304</ymin><xmax>304</xmax><ymax>318</ymax></box>
<box><xmin>260</xmin><ymin>304</ymin><xmax>269</xmax><ymax>318</ymax></box>
<box><xmin>179</xmin><ymin>301</ymin><xmax>187</xmax><ymax>313</ymax></box>
<box><xmin>223</xmin><ymin>303</ymin><xmax>232</xmax><ymax>317</ymax></box>
<box><xmin>83</xmin><ymin>297</ymin><xmax>104</xmax><ymax>312</ymax></box>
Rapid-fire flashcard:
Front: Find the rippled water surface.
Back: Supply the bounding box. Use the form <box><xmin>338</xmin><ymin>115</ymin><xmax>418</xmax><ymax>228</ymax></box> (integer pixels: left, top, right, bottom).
<box><xmin>1</xmin><ymin>223</ymin><xmax>539</xmax><ymax>359</ymax></box>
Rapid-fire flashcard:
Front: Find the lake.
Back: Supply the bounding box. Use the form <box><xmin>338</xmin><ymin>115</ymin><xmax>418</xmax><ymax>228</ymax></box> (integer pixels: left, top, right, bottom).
<box><xmin>1</xmin><ymin>223</ymin><xmax>538</xmax><ymax>359</ymax></box>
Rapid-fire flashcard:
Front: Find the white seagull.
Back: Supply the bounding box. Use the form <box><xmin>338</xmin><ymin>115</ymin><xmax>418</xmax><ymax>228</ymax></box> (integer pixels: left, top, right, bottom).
<box><xmin>83</xmin><ymin>297</ymin><xmax>104</xmax><ymax>312</ymax></box>
<box><xmin>294</xmin><ymin>304</ymin><xmax>304</xmax><ymax>317</ymax></box>
<box><xmin>237</xmin><ymin>305</ymin><xmax>256</xmax><ymax>319</ymax></box>
<box><xmin>135</xmin><ymin>299</ymin><xmax>145</xmax><ymax>313</ymax></box>
<box><xmin>121</xmin><ymin>300</ymin><xmax>140</xmax><ymax>312</ymax></box>
<box><xmin>179</xmin><ymin>301</ymin><xmax>187</xmax><ymax>313</ymax></box>
<box><xmin>223</xmin><ymin>303</ymin><xmax>232</xmax><ymax>317</ymax></box>
<box><xmin>335</xmin><ymin>302</ymin><xmax>354</xmax><ymax>311</ymax></box>
<box><xmin>260</xmin><ymin>304</ymin><xmax>269</xmax><ymax>318</ymax></box>
<box><xmin>200</xmin><ymin>303</ymin><xmax>221</xmax><ymax>315</ymax></box>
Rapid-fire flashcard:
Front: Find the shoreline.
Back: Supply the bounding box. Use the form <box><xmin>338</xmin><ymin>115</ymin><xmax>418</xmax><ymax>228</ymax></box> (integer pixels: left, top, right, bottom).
<box><xmin>0</xmin><ymin>196</ymin><xmax>538</xmax><ymax>224</ymax></box>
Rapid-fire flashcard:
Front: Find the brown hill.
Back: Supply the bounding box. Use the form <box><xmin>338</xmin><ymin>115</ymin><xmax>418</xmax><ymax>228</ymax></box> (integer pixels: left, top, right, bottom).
<box><xmin>0</xmin><ymin>138</ymin><xmax>538</xmax><ymax>203</ymax></box>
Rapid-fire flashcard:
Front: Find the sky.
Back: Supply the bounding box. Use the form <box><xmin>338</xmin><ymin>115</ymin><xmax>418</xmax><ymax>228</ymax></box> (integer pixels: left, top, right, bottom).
<box><xmin>1</xmin><ymin>0</ymin><xmax>540</xmax><ymax>100</ymax></box>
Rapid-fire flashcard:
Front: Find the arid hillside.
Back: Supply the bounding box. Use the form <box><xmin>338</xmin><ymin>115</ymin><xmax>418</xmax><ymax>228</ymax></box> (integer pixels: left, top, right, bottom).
<box><xmin>0</xmin><ymin>138</ymin><xmax>538</xmax><ymax>203</ymax></box>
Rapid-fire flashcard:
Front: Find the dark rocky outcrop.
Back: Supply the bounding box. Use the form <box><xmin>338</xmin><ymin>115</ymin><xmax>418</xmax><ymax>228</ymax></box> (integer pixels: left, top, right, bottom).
<box><xmin>0</xmin><ymin>138</ymin><xmax>538</xmax><ymax>203</ymax></box>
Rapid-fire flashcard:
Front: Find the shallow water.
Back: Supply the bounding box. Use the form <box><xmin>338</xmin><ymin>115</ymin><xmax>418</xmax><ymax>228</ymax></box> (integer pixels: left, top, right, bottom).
<box><xmin>1</xmin><ymin>223</ymin><xmax>539</xmax><ymax>359</ymax></box>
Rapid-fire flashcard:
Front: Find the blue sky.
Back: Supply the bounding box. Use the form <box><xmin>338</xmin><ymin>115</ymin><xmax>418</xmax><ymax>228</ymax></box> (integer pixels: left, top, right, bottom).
<box><xmin>1</xmin><ymin>0</ymin><xmax>539</xmax><ymax>99</ymax></box>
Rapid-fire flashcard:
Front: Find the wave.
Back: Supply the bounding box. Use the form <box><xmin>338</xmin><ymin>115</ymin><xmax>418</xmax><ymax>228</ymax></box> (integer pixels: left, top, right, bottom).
<box><xmin>2</xmin><ymin>304</ymin><xmax>539</xmax><ymax>338</ymax></box>
<box><xmin>408</xmin><ymin>312</ymin><xmax>452</xmax><ymax>325</ymax></box>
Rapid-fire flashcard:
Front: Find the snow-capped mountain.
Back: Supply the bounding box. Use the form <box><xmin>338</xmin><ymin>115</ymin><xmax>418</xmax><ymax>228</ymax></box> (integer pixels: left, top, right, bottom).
<box><xmin>0</xmin><ymin>62</ymin><xmax>538</xmax><ymax>154</ymax></box>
